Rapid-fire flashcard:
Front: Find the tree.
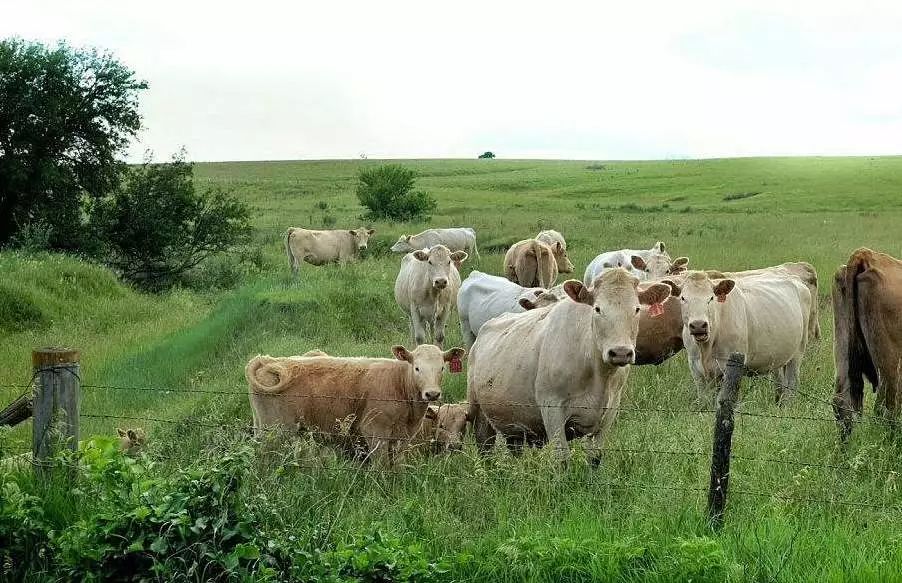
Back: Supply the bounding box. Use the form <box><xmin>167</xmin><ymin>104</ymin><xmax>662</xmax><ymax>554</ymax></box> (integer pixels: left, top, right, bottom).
<box><xmin>0</xmin><ymin>38</ymin><xmax>147</xmax><ymax>249</ymax></box>
<box><xmin>356</xmin><ymin>164</ymin><xmax>436</xmax><ymax>221</ymax></box>
<box><xmin>91</xmin><ymin>153</ymin><xmax>252</xmax><ymax>290</ymax></box>
<box><xmin>478</xmin><ymin>151</ymin><xmax>495</xmax><ymax>159</ymax></box>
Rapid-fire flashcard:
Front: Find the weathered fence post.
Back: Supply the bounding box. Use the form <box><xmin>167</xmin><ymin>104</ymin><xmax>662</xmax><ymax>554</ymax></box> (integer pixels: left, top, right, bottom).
<box><xmin>707</xmin><ymin>352</ymin><xmax>745</xmax><ymax>529</ymax></box>
<box><xmin>32</xmin><ymin>348</ymin><xmax>80</xmax><ymax>476</ymax></box>
<box><xmin>0</xmin><ymin>392</ymin><xmax>32</xmax><ymax>427</ymax></box>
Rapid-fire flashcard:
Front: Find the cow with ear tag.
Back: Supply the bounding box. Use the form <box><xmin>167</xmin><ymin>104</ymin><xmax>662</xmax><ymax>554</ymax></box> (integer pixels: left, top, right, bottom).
<box><xmin>584</xmin><ymin>241</ymin><xmax>689</xmax><ymax>285</ymax></box>
<box><xmin>664</xmin><ymin>271</ymin><xmax>810</xmax><ymax>404</ymax></box>
<box><xmin>467</xmin><ymin>268</ymin><xmax>673</xmax><ymax>462</ymax></box>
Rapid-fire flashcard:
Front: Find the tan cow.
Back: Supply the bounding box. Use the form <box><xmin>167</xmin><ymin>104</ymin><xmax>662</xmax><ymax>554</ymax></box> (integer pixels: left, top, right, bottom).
<box><xmin>832</xmin><ymin>248</ymin><xmax>902</xmax><ymax>436</ymax></box>
<box><xmin>504</xmin><ymin>239</ymin><xmax>558</xmax><ymax>288</ymax></box>
<box><xmin>705</xmin><ymin>262</ymin><xmax>821</xmax><ymax>341</ymax></box>
<box><xmin>666</xmin><ymin>271</ymin><xmax>811</xmax><ymax>404</ymax></box>
<box><xmin>395</xmin><ymin>245</ymin><xmax>467</xmax><ymax>348</ymax></box>
<box><xmin>116</xmin><ymin>428</ymin><xmax>147</xmax><ymax>455</ymax></box>
<box><xmin>535</xmin><ymin>230</ymin><xmax>575</xmax><ymax>274</ymax></box>
<box><xmin>391</xmin><ymin>228</ymin><xmax>478</xmax><ymax>257</ymax></box>
<box><xmin>285</xmin><ymin>227</ymin><xmax>375</xmax><ymax>275</ymax></box>
<box><xmin>412</xmin><ymin>403</ymin><xmax>472</xmax><ymax>453</ymax></box>
<box><xmin>246</xmin><ymin>345</ymin><xmax>466</xmax><ymax>463</ymax></box>
<box><xmin>467</xmin><ymin>269</ymin><xmax>672</xmax><ymax>461</ymax></box>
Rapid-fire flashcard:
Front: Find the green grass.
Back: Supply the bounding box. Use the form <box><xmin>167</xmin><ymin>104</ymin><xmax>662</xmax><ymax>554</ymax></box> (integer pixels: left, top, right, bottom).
<box><xmin>3</xmin><ymin>157</ymin><xmax>902</xmax><ymax>581</ymax></box>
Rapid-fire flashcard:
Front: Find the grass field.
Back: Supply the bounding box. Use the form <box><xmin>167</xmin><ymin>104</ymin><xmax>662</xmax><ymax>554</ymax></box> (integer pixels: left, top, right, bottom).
<box><xmin>2</xmin><ymin>157</ymin><xmax>902</xmax><ymax>580</ymax></box>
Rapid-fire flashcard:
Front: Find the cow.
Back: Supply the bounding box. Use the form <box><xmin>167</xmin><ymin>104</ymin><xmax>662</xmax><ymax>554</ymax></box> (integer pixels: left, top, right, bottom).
<box><xmin>832</xmin><ymin>248</ymin><xmax>902</xmax><ymax>436</ymax></box>
<box><xmin>395</xmin><ymin>245</ymin><xmax>468</xmax><ymax>348</ymax></box>
<box><xmin>391</xmin><ymin>228</ymin><xmax>479</xmax><ymax>258</ymax></box>
<box><xmin>535</xmin><ymin>230</ymin><xmax>575</xmax><ymax>274</ymax></box>
<box><xmin>467</xmin><ymin>268</ymin><xmax>672</xmax><ymax>462</ymax></box>
<box><xmin>584</xmin><ymin>241</ymin><xmax>688</xmax><ymax>285</ymax></box>
<box><xmin>246</xmin><ymin>344</ymin><xmax>466</xmax><ymax>464</ymax></box>
<box><xmin>116</xmin><ymin>428</ymin><xmax>147</xmax><ymax>455</ymax></box>
<box><xmin>664</xmin><ymin>271</ymin><xmax>811</xmax><ymax>404</ymax></box>
<box><xmin>412</xmin><ymin>402</ymin><xmax>472</xmax><ymax>453</ymax></box>
<box><xmin>504</xmin><ymin>239</ymin><xmax>558</xmax><ymax>288</ymax></box>
<box><xmin>705</xmin><ymin>262</ymin><xmax>821</xmax><ymax>341</ymax></box>
<box><xmin>457</xmin><ymin>271</ymin><xmax>559</xmax><ymax>348</ymax></box>
<box><xmin>285</xmin><ymin>227</ymin><xmax>375</xmax><ymax>275</ymax></box>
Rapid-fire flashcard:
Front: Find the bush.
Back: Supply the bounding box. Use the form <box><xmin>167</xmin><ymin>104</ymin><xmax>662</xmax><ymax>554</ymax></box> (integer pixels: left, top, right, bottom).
<box><xmin>478</xmin><ymin>151</ymin><xmax>496</xmax><ymax>159</ymax></box>
<box><xmin>356</xmin><ymin>164</ymin><xmax>436</xmax><ymax>221</ymax></box>
<box><xmin>91</xmin><ymin>152</ymin><xmax>253</xmax><ymax>290</ymax></box>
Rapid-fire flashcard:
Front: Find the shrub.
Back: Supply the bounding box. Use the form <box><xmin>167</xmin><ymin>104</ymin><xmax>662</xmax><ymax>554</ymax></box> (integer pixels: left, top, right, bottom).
<box><xmin>356</xmin><ymin>164</ymin><xmax>436</xmax><ymax>221</ymax></box>
<box><xmin>478</xmin><ymin>151</ymin><xmax>496</xmax><ymax>159</ymax></box>
<box><xmin>321</xmin><ymin>214</ymin><xmax>337</xmax><ymax>228</ymax></box>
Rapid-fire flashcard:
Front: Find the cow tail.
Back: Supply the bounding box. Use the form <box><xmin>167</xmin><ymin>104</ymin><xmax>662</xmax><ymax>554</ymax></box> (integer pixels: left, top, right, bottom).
<box><xmin>246</xmin><ymin>356</ymin><xmax>295</xmax><ymax>394</ymax></box>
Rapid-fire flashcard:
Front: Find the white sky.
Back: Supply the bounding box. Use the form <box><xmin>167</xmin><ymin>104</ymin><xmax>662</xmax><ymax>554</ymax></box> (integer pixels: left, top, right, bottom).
<box><xmin>4</xmin><ymin>0</ymin><xmax>902</xmax><ymax>161</ymax></box>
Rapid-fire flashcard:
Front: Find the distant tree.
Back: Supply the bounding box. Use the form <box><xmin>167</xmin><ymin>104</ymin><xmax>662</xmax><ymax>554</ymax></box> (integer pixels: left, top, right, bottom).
<box><xmin>0</xmin><ymin>39</ymin><xmax>147</xmax><ymax>249</ymax></box>
<box><xmin>356</xmin><ymin>164</ymin><xmax>436</xmax><ymax>221</ymax></box>
<box><xmin>91</xmin><ymin>152</ymin><xmax>252</xmax><ymax>290</ymax></box>
<box><xmin>478</xmin><ymin>151</ymin><xmax>496</xmax><ymax>159</ymax></box>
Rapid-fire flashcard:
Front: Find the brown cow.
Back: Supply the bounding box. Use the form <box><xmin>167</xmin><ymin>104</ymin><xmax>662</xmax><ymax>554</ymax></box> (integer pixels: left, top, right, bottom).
<box><xmin>246</xmin><ymin>345</ymin><xmax>465</xmax><ymax>463</ymax></box>
<box><xmin>833</xmin><ymin>248</ymin><xmax>902</xmax><ymax>437</ymax></box>
<box><xmin>504</xmin><ymin>239</ymin><xmax>558</xmax><ymax>288</ymax></box>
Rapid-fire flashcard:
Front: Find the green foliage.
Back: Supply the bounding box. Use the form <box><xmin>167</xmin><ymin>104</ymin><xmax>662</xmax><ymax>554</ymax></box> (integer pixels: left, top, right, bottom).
<box><xmin>0</xmin><ymin>482</ymin><xmax>51</xmax><ymax>577</ymax></box>
<box><xmin>478</xmin><ymin>151</ymin><xmax>496</xmax><ymax>159</ymax></box>
<box><xmin>723</xmin><ymin>191</ymin><xmax>761</xmax><ymax>201</ymax></box>
<box><xmin>91</xmin><ymin>152</ymin><xmax>253</xmax><ymax>290</ymax></box>
<box><xmin>0</xmin><ymin>38</ymin><xmax>147</xmax><ymax>249</ymax></box>
<box><xmin>356</xmin><ymin>164</ymin><xmax>437</xmax><ymax>221</ymax></box>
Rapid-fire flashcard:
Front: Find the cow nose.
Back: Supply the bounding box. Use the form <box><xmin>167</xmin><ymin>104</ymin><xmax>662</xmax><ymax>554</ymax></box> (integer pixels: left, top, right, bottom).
<box><xmin>607</xmin><ymin>346</ymin><xmax>634</xmax><ymax>366</ymax></box>
<box><xmin>434</xmin><ymin>278</ymin><xmax>448</xmax><ymax>289</ymax></box>
<box><xmin>424</xmin><ymin>390</ymin><xmax>441</xmax><ymax>401</ymax></box>
<box><xmin>689</xmin><ymin>320</ymin><xmax>709</xmax><ymax>335</ymax></box>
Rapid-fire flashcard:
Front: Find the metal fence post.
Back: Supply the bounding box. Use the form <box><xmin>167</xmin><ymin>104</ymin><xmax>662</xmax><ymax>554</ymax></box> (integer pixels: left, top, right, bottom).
<box><xmin>707</xmin><ymin>352</ymin><xmax>744</xmax><ymax>529</ymax></box>
<box><xmin>32</xmin><ymin>348</ymin><xmax>80</xmax><ymax>476</ymax></box>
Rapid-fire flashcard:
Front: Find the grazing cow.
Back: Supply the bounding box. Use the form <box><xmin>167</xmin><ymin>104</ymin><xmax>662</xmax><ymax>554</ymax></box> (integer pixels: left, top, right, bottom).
<box><xmin>584</xmin><ymin>241</ymin><xmax>688</xmax><ymax>285</ymax></box>
<box><xmin>391</xmin><ymin>228</ymin><xmax>479</xmax><ymax>258</ymax></box>
<box><xmin>705</xmin><ymin>262</ymin><xmax>821</xmax><ymax>341</ymax></box>
<box><xmin>665</xmin><ymin>271</ymin><xmax>810</xmax><ymax>403</ymax></box>
<box><xmin>832</xmin><ymin>248</ymin><xmax>902</xmax><ymax>434</ymax></box>
<box><xmin>246</xmin><ymin>345</ymin><xmax>466</xmax><ymax>463</ymax></box>
<box><xmin>412</xmin><ymin>403</ymin><xmax>472</xmax><ymax>453</ymax></box>
<box><xmin>504</xmin><ymin>239</ymin><xmax>558</xmax><ymax>288</ymax></box>
<box><xmin>535</xmin><ymin>230</ymin><xmax>575</xmax><ymax>274</ymax></box>
<box><xmin>467</xmin><ymin>269</ymin><xmax>672</xmax><ymax>461</ymax></box>
<box><xmin>286</xmin><ymin>227</ymin><xmax>375</xmax><ymax>275</ymax></box>
<box><xmin>457</xmin><ymin>271</ymin><xmax>559</xmax><ymax>348</ymax></box>
<box><xmin>395</xmin><ymin>245</ymin><xmax>468</xmax><ymax>347</ymax></box>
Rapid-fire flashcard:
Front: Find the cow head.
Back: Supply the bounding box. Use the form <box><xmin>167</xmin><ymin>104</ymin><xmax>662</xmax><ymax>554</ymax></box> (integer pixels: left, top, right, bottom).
<box><xmin>630</xmin><ymin>252</ymin><xmax>677</xmax><ymax>280</ymax></box>
<box><xmin>564</xmin><ymin>268</ymin><xmax>672</xmax><ymax>366</ymax></box>
<box><xmin>391</xmin><ymin>234</ymin><xmax>413</xmax><ymax>253</ymax></box>
<box><xmin>349</xmin><ymin>228</ymin><xmax>375</xmax><ymax>250</ymax></box>
<box><xmin>668</xmin><ymin>257</ymin><xmax>690</xmax><ymax>275</ymax></box>
<box><xmin>551</xmin><ymin>241</ymin><xmax>575</xmax><ymax>273</ymax></box>
<box><xmin>664</xmin><ymin>271</ymin><xmax>736</xmax><ymax>344</ymax></box>
<box><xmin>412</xmin><ymin>245</ymin><xmax>467</xmax><ymax>290</ymax></box>
<box><xmin>518</xmin><ymin>288</ymin><xmax>560</xmax><ymax>310</ymax></box>
<box><xmin>425</xmin><ymin>402</ymin><xmax>471</xmax><ymax>451</ymax></box>
<box><xmin>392</xmin><ymin>344</ymin><xmax>466</xmax><ymax>402</ymax></box>
<box><xmin>117</xmin><ymin>427</ymin><xmax>147</xmax><ymax>455</ymax></box>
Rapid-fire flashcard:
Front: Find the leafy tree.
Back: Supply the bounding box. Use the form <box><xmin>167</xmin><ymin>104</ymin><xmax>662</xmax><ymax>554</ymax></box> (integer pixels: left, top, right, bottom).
<box><xmin>0</xmin><ymin>38</ymin><xmax>148</xmax><ymax>249</ymax></box>
<box><xmin>478</xmin><ymin>151</ymin><xmax>496</xmax><ymax>159</ymax></box>
<box><xmin>91</xmin><ymin>153</ymin><xmax>252</xmax><ymax>290</ymax></box>
<box><xmin>356</xmin><ymin>164</ymin><xmax>436</xmax><ymax>221</ymax></box>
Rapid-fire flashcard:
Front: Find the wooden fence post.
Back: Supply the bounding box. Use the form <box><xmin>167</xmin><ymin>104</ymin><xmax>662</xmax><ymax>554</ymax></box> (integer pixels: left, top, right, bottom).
<box><xmin>707</xmin><ymin>351</ymin><xmax>745</xmax><ymax>529</ymax></box>
<box><xmin>32</xmin><ymin>348</ymin><xmax>80</xmax><ymax>476</ymax></box>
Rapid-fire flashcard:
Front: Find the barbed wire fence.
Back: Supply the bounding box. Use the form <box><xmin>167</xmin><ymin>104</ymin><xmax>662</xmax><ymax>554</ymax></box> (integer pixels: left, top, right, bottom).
<box><xmin>2</xmin><ymin>348</ymin><xmax>901</xmax><ymax>528</ymax></box>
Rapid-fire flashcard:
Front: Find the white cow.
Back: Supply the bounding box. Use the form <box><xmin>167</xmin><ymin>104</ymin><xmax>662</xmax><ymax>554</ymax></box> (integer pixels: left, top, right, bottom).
<box><xmin>467</xmin><ymin>269</ymin><xmax>672</xmax><ymax>461</ymax></box>
<box><xmin>584</xmin><ymin>241</ymin><xmax>687</xmax><ymax>285</ymax></box>
<box><xmin>286</xmin><ymin>227</ymin><xmax>374</xmax><ymax>276</ymax></box>
<box><xmin>666</xmin><ymin>271</ymin><xmax>811</xmax><ymax>404</ymax></box>
<box><xmin>395</xmin><ymin>245</ymin><xmax>468</xmax><ymax>347</ymax></box>
<box><xmin>535</xmin><ymin>230</ymin><xmax>575</xmax><ymax>274</ymax></box>
<box><xmin>457</xmin><ymin>271</ymin><xmax>559</xmax><ymax>348</ymax></box>
<box><xmin>391</xmin><ymin>228</ymin><xmax>479</xmax><ymax>257</ymax></box>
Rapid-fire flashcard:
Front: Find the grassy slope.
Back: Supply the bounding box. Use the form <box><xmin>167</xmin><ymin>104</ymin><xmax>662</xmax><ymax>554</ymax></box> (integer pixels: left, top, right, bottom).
<box><xmin>3</xmin><ymin>157</ymin><xmax>902</xmax><ymax>581</ymax></box>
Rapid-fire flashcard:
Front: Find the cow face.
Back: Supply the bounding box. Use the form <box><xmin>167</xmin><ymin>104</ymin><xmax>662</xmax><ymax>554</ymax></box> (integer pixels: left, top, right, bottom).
<box><xmin>666</xmin><ymin>272</ymin><xmax>736</xmax><ymax>344</ymax></box>
<box><xmin>518</xmin><ymin>288</ymin><xmax>560</xmax><ymax>310</ymax></box>
<box><xmin>349</xmin><ymin>228</ymin><xmax>375</xmax><ymax>250</ymax></box>
<box><xmin>552</xmin><ymin>242</ymin><xmax>575</xmax><ymax>274</ymax></box>
<box><xmin>425</xmin><ymin>403</ymin><xmax>471</xmax><ymax>451</ymax></box>
<box><xmin>565</xmin><ymin>268</ymin><xmax>672</xmax><ymax>366</ymax></box>
<box><xmin>630</xmin><ymin>253</ymin><xmax>675</xmax><ymax>280</ymax></box>
<box><xmin>392</xmin><ymin>344</ymin><xmax>466</xmax><ymax>401</ymax></box>
<box><xmin>391</xmin><ymin>235</ymin><xmax>413</xmax><ymax>253</ymax></box>
<box><xmin>412</xmin><ymin>245</ymin><xmax>468</xmax><ymax>290</ymax></box>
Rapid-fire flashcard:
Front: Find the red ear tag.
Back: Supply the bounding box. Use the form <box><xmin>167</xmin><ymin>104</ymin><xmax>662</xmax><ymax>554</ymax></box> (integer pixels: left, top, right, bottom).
<box><xmin>449</xmin><ymin>357</ymin><xmax>462</xmax><ymax>373</ymax></box>
<box><xmin>717</xmin><ymin>295</ymin><xmax>726</xmax><ymax>303</ymax></box>
<box><xmin>648</xmin><ymin>303</ymin><xmax>664</xmax><ymax>318</ymax></box>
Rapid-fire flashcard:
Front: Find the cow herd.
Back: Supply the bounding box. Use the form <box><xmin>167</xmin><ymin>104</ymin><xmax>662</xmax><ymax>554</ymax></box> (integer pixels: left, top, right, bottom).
<box><xmin>250</xmin><ymin>225</ymin><xmax>902</xmax><ymax>464</ymax></box>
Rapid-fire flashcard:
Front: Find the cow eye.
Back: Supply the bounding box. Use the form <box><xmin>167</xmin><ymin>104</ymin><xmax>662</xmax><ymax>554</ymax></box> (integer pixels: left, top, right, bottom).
<box><xmin>708</xmin><ymin>296</ymin><xmax>714</xmax><ymax>302</ymax></box>
<box><xmin>415</xmin><ymin>367</ymin><xmax>420</xmax><ymax>372</ymax></box>
<box><xmin>635</xmin><ymin>307</ymin><xmax>641</xmax><ymax>313</ymax></box>
<box><xmin>594</xmin><ymin>306</ymin><xmax>601</xmax><ymax>313</ymax></box>
<box><xmin>680</xmin><ymin>296</ymin><xmax>686</xmax><ymax>301</ymax></box>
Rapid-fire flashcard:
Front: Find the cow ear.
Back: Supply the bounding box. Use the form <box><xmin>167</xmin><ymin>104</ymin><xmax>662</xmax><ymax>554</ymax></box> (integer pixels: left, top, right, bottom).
<box><xmin>519</xmin><ymin>297</ymin><xmax>538</xmax><ymax>310</ymax></box>
<box><xmin>425</xmin><ymin>405</ymin><xmax>439</xmax><ymax>420</ymax></box>
<box><xmin>392</xmin><ymin>345</ymin><xmax>413</xmax><ymax>362</ymax></box>
<box><xmin>654</xmin><ymin>241</ymin><xmax>666</xmax><ymax>253</ymax></box>
<box><xmin>450</xmin><ymin>251</ymin><xmax>468</xmax><ymax>263</ymax></box>
<box><xmin>661</xmin><ymin>279</ymin><xmax>682</xmax><ymax>297</ymax></box>
<box><xmin>348</xmin><ymin>230</ymin><xmax>357</xmax><ymax>236</ymax></box>
<box><xmin>443</xmin><ymin>347</ymin><xmax>466</xmax><ymax>362</ymax></box>
<box><xmin>413</xmin><ymin>250</ymin><xmax>429</xmax><ymax>261</ymax></box>
<box><xmin>563</xmin><ymin>280</ymin><xmax>592</xmax><ymax>305</ymax></box>
<box><xmin>713</xmin><ymin>279</ymin><xmax>736</xmax><ymax>300</ymax></box>
<box><xmin>631</xmin><ymin>255</ymin><xmax>647</xmax><ymax>271</ymax></box>
<box><xmin>638</xmin><ymin>283</ymin><xmax>671</xmax><ymax>306</ymax></box>
<box><xmin>367</xmin><ymin>228</ymin><xmax>375</xmax><ymax>235</ymax></box>
<box><xmin>117</xmin><ymin>428</ymin><xmax>127</xmax><ymax>437</ymax></box>
<box><xmin>127</xmin><ymin>429</ymin><xmax>138</xmax><ymax>441</ymax></box>
<box><xmin>555</xmin><ymin>241</ymin><xmax>563</xmax><ymax>253</ymax></box>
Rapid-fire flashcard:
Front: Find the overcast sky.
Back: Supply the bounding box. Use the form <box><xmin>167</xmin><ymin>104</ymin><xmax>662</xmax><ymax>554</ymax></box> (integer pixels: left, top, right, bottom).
<box><xmin>5</xmin><ymin>0</ymin><xmax>902</xmax><ymax>161</ymax></box>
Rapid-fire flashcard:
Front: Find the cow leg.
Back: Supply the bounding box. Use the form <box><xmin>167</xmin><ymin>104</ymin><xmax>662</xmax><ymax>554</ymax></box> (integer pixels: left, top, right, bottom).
<box><xmin>472</xmin><ymin>406</ymin><xmax>497</xmax><ymax>454</ymax></box>
<box><xmin>782</xmin><ymin>355</ymin><xmax>802</xmax><ymax>402</ymax></box>
<box><xmin>434</xmin><ymin>310</ymin><xmax>450</xmax><ymax>349</ymax></box>
<box><xmin>410</xmin><ymin>306</ymin><xmax>428</xmax><ymax>346</ymax></box>
<box><xmin>539</xmin><ymin>404</ymin><xmax>570</xmax><ymax>462</ymax></box>
<box><xmin>460</xmin><ymin>314</ymin><xmax>476</xmax><ymax>349</ymax></box>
